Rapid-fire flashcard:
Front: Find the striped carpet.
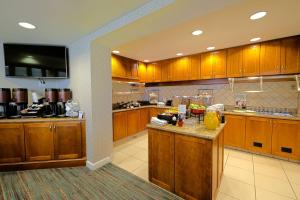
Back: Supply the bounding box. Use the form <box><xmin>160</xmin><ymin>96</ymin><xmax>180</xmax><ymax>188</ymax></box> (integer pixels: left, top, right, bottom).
<box><xmin>0</xmin><ymin>164</ymin><xmax>182</xmax><ymax>200</ymax></box>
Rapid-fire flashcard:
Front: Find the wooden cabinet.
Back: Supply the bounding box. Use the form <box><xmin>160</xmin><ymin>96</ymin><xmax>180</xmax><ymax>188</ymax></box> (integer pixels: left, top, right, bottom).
<box><xmin>260</xmin><ymin>40</ymin><xmax>281</xmax><ymax>75</ymax></box>
<box><xmin>218</xmin><ymin>130</ymin><xmax>224</xmax><ymax>188</ymax></box>
<box><xmin>146</xmin><ymin>63</ymin><xmax>155</xmax><ymax>82</ymax></box>
<box><xmin>111</xmin><ymin>54</ymin><xmax>139</xmax><ymax>79</ymax></box>
<box><xmin>189</xmin><ymin>54</ymin><xmax>201</xmax><ymax>80</ymax></box>
<box><xmin>53</xmin><ymin>121</ymin><xmax>82</xmax><ymax>160</ymax></box>
<box><xmin>153</xmin><ymin>63</ymin><xmax>162</xmax><ymax>82</ymax></box>
<box><xmin>201</xmin><ymin>50</ymin><xmax>227</xmax><ymax>79</ymax></box>
<box><xmin>0</xmin><ymin>123</ymin><xmax>25</xmax><ymax>163</ymax></box>
<box><xmin>149</xmin><ymin>129</ymin><xmax>175</xmax><ymax>191</ymax></box>
<box><xmin>224</xmin><ymin>115</ymin><xmax>246</xmax><ymax>148</ymax></box>
<box><xmin>281</xmin><ymin>37</ymin><xmax>300</xmax><ymax>74</ymax></box>
<box><xmin>243</xmin><ymin>44</ymin><xmax>260</xmax><ymax>76</ymax></box>
<box><xmin>272</xmin><ymin>119</ymin><xmax>300</xmax><ymax>160</ymax></box>
<box><xmin>227</xmin><ymin>47</ymin><xmax>244</xmax><ymax>77</ymax></box>
<box><xmin>138</xmin><ymin>62</ymin><xmax>147</xmax><ymax>82</ymax></box>
<box><xmin>149</xmin><ymin>107</ymin><xmax>166</xmax><ymax>118</ymax></box>
<box><xmin>160</xmin><ymin>59</ymin><xmax>173</xmax><ymax>82</ymax></box>
<box><xmin>201</xmin><ymin>52</ymin><xmax>213</xmax><ymax>79</ymax></box>
<box><xmin>245</xmin><ymin>117</ymin><xmax>272</xmax><ymax>154</ymax></box>
<box><xmin>173</xmin><ymin>57</ymin><xmax>190</xmax><ymax>81</ymax></box>
<box><xmin>24</xmin><ymin>122</ymin><xmax>54</xmax><ymax>161</ymax></box>
<box><xmin>127</xmin><ymin>110</ymin><xmax>140</xmax><ymax>136</ymax></box>
<box><xmin>113</xmin><ymin>112</ymin><xmax>127</xmax><ymax>141</ymax></box>
<box><xmin>139</xmin><ymin>108</ymin><xmax>149</xmax><ymax>132</ymax></box>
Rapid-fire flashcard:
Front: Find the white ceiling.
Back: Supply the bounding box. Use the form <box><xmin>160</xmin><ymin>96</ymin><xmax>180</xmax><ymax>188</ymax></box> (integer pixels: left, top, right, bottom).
<box><xmin>111</xmin><ymin>0</ymin><xmax>300</xmax><ymax>62</ymax></box>
<box><xmin>0</xmin><ymin>0</ymin><xmax>149</xmax><ymax>45</ymax></box>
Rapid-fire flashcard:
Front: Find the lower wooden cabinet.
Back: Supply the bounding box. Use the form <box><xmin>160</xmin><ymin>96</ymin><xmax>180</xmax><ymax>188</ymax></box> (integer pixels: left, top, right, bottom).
<box><xmin>149</xmin><ymin>107</ymin><xmax>166</xmax><ymax>118</ymax></box>
<box><xmin>139</xmin><ymin>108</ymin><xmax>149</xmax><ymax>132</ymax></box>
<box><xmin>224</xmin><ymin>115</ymin><xmax>246</xmax><ymax>148</ymax></box>
<box><xmin>24</xmin><ymin>122</ymin><xmax>54</xmax><ymax>161</ymax></box>
<box><xmin>272</xmin><ymin>119</ymin><xmax>300</xmax><ymax>160</ymax></box>
<box><xmin>245</xmin><ymin>117</ymin><xmax>272</xmax><ymax>154</ymax></box>
<box><xmin>113</xmin><ymin>112</ymin><xmax>127</xmax><ymax>141</ymax></box>
<box><xmin>127</xmin><ymin>110</ymin><xmax>140</xmax><ymax>136</ymax></box>
<box><xmin>0</xmin><ymin>123</ymin><xmax>25</xmax><ymax>163</ymax></box>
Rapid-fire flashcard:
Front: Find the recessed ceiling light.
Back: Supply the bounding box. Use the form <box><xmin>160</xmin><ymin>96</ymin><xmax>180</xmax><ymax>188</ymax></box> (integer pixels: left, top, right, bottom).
<box><xmin>250</xmin><ymin>37</ymin><xmax>261</xmax><ymax>42</ymax></box>
<box><xmin>112</xmin><ymin>50</ymin><xmax>120</xmax><ymax>54</ymax></box>
<box><xmin>207</xmin><ymin>46</ymin><xmax>215</xmax><ymax>50</ymax></box>
<box><xmin>176</xmin><ymin>53</ymin><xmax>183</xmax><ymax>56</ymax></box>
<box><xmin>192</xmin><ymin>30</ymin><xmax>203</xmax><ymax>36</ymax></box>
<box><xmin>18</xmin><ymin>22</ymin><xmax>36</xmax><ymax>29</ymax></box>
<box><xmin>250</xmin><ymin>11</ymin><xmax>267</xmax><ymax>20</ymax></box>
<box><xmin>144</xmin><ymin>60</ymin><xmax>149</xmax><ymax>62</ymax></box>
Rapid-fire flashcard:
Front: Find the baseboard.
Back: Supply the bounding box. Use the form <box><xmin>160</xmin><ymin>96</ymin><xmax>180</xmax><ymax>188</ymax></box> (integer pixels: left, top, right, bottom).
<box><xmin>86</xmin><ymin>156</ymin><xmax>111</xmax><ymax>170</ymax></box>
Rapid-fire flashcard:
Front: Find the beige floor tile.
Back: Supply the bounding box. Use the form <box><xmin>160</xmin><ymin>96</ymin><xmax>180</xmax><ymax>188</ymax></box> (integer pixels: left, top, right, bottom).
<box><xmin>217</xmin><ymin>192</ymin><xmax>239</xmax><ymax>200</ymax></box>
<box><xmin>118</xmin><ymin>145</ymin><xmax>144</xmax><ymax>156</ymax></box>
<box><xmin>226</xmin><ymin>156</ymin><xmax>253</xmax><ymax>171</ymax></box>
<box><xmin>220</xmin><ymin>176</ymin><xmax>255</xmax><ymax>200</ymax></box>
<box><xmin>256</xmin><ymin>187</ymin><xmax>296</xmax><ymax>200</ymax></box>
<box><xmin>117</xmin><ymin>156</ymin><xmax>144</xmax><ymax>172</ymax></box>
<box><xmin>255</xmin><ymin>173</ymin><xmax>296</xmax><ymax>199</ymax></box>
<box><xmin>290</xmin><ymin>182</ymin><xmax>300</xmax><ymax>199</ymax></box>
<box><xmin>224</xmin><ymin>153</ymin><xmax>229</xmax><ymax>167</ymax></box>
<box><xmin>224</xmin><ymin>165</ymin><xmax>254</xmax><ymax>185</ymax></box>
<box><xmin>112</xmin><ymin>151</ymin><xmax>130</xmax><ymax>165</ymax></box>
<box><xmin>254</xmin><ymin>162</ymin><xmax>287</xmax><ymax>181</ymax></box>
<box><xmin>281</xmin><ymin>161</ymin><xmax>300</xmax><ymax>185</ymax></box>
<box><xmin>133</xmin><ymin>140</ymin><xmax>148</xmax><ymax>149</ymax></box>
<box><xmin>132</xmin><ymin>149</ymin><xmax>148</xmax><ymax>162</ymax></box>
<box><xmin>229</xmin><ymin>150</ymin><xmax>253</xmax><ymax>161</ymax></box>
<box><xmin>132</xmin><ymin>163</ymin><xmax>149</xmax><ymax>181</ymax></box>
<box><xmin>253</xmin><ymin>154</ymin><xmax>282</xmax><ymax>168</ymax></box>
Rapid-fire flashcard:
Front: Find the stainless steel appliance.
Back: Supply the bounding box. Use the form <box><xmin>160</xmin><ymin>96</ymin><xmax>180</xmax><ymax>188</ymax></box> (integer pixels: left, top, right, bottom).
<box><xmin>9</xmin><ymin>88</ymin><xmax>28</xmax><ymax>118</ymax></box>
<box><xmin>0</xmin><ymin>88</ymin><xmax>11</xmax><ymax>119</ymax></box>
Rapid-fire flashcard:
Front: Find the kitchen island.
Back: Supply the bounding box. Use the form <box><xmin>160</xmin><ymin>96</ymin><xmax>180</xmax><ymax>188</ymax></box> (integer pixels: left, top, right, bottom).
<box><xmin>147</xmin><ymin>123</ymin><xmax>225</xmax><ymax>200</ymax></box>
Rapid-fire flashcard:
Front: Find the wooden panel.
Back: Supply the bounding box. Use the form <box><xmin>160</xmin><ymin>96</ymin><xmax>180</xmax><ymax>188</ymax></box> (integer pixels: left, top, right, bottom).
<box><xmin>172</xmin><ymin>57</ymin><xmax>190</xmax><ymax>81</ymax></box>
<box><xmin>153</xmin><ymin>62</ymin><xmax>162</xmax><ymax>82</ymax></box>
<box><xmin>189</xmin><ymin>54</ymin><xmax>201</xmax><ymax>80</ymax></box>
<box><xmin>127</xmin><ymin>110</ymin><xmax>140</xmax><ymax>136</ymax></box>
<box><xmin>245</xmin><ymin>117</ymin><xmax>272</xmax><ymax>154</ymax></box>
<box><xmin>111</xmin><ymin>54</ymin><xmax>126</xmax><ymax>78</ymax></box>
<box><xmin>146</xmin><ymin>63</ymin><xmax>155</xmax><ymax>82</ymax></box>
<box><xmin>113</xmin><ymin>112</ymin><xmax>127</xmax><ymax>141</ymax></box>
<box><xmin>227</xmin><ymin>46</ymin><xmax>243</xmax><ymax>78</ymax></box>
<box><xmin>212</xmin><ymin>50</ymin><xmax>227</xmax><ymax>78</ymax></box>
<box><xmin>272</xmin><ymin>119</ymin><xmax>300</xmax><ymax>160</ymax></box>
<box><xmin>139</xmin><ymin>108</ymin><xmax>149</xmax><ymax>132</ymax></box>
<box><xmin>281</xmin><ymin>37</ymin><xmax>300</xmax><ymax>74</ymax></box>
<box><xmin>212</xmin><ymin>137</ymin><xmax>218</xmax><ymax>200</ymax></box>
<box><xmin>53</xmin><ymin>121</ymin><xmax>82</xmax><ymax>160</ymax></box>
<box><xmin>175</xmin><ymin>134</ymin><xmax>212</xmax><ymax>200</ymax></box>
<box><xmin>149</xmin><ymin>108</ymin><xmax>165</xmax><ymax>118</ymax></box>
<box><xmin>161</xmin><ymin>59</ymin><xmax>172</xmax><ymax>82</ymax></box>
<box><xmin>138</xmin><ymin>62</ymin><xmax>147</xmax><ymax>82</ymax></box>
<box><xmin>224</xmin><ymin>115</ymin><xmax>246</xmax><ymax>149</ymax></box>
<box><xmin>0</xmin><ymin>123</ymin><xmax>25</xmax><ymax>163</ymax></box>
<box><xmin>243</xmin><ymin>44</ymin><xmax>260</xmax><ymax>76</ymax></box>
<box><xmin>260</xmin><ymin>40</ymin><xmax>281</xmax><ymax>75</ymax></box>
<box><xmin>218</xmin><ymin>130</ymin><xmax>224</xmax><ymax>188</ymax></box>
<box><xmin>81</xmin><ymin>121</ymin><xmax>87</xmax><ymax>158</ymax></box>
<box><xmin>149</xmin><ymin>129</ymin><xmax>174</xmax><ymax>192</ymax></box>
<box><xmin>201</xmin><ymin>52</ymin><xmax>213</xmax><ymax>79</ymax></box>
<box><xmin>24</xmin><ymin>122</ymin><xmax>54</xmax><ymax>161</ymax></box>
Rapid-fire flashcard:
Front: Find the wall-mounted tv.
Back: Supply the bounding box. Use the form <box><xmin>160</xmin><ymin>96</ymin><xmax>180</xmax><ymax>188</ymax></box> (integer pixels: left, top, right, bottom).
<box><xmin>3</xmin><ymin>43</ymin><xmax>69</xmax><ymax>78</ymax></box>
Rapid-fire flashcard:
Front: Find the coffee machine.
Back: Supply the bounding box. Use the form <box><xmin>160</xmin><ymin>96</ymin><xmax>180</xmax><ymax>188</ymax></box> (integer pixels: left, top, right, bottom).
<box><xmin>57</xmin><ymin>88</ymin><xmax>72</xmax><ymax>117</ymax></box>
<box><xmin>44</xmin><ymin>88</ymin><xmax>58</xmax><ymax>117</ymax></box>
<box><xmin>7</xmin><ymin>88</ymin><xmax>28</xmax><ymax>118</ymax></box>
<box><xmin>0</xmin><ymin>88</ymin><xmax>11</xmax><ymax>119</ymax></box>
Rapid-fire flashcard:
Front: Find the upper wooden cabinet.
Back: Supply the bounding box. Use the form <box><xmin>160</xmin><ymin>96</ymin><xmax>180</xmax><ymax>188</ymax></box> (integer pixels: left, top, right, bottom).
<box><xmin>160</xmin><ymin>59</ymin><xmax>173</xmax><ymax>82</ymax></box>
<box><xmin>243</xmin><ymin>44</ymin><xmax>261</xmax><ymax>77</ymax></box>
<box><xmin>281</xmin><ymin>36</ymin><xmax>300</xmax><ymax>74</ymax></box>
<box><xmin>227</xmin><ymin>47</ymin><xmax>244</xmax><ymax>78</ymax></box>
<box><xmin>224</xmin><ymin>115</ymin><xmax>246</xmax><ymax>149</ymax></box>
<box><xmin>0</xmin><ymin>123</ymin><xmax>25</xmax><ymax>163</ymax></box>
<box><xmin>201</xmin><ymin>52</ymin><xmax>213</xmax><ymax>79</ymax></box>
<box><xmin>111</xmin><ymin>54</ymin><xmax>139</xmax><ymax>79</ymax></box>
<box><xmin>189</xmin><ymin>54</ymin><xmax>201</xmax><ymax>80</ymax></box>
<box><xmin>138</xmin><ymin>62</ymin><xmax>147</xmax><ymax>82</ymax></box>
<box><xmin>201</xmin><ymin>50</ymin><xmax>227</xmax><ymax>79</ymax></box>
<box><xmin>172</xmin><ymin>57</ymin><xmax>190</xmax><ymax>81</ymax></box>
<box><xmin>260</xmin><ymin>40</ymin><xmax>282</xmax><ymax>75</ymax></box>
<box><xmin>153</xmin><ymin>63</ymin><xmax>162</xmax><ymax>82</ymax></box>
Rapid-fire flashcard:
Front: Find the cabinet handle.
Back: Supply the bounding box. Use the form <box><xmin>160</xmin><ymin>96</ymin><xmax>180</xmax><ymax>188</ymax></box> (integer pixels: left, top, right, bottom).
<box><xmin>253</xmin><ymin>142</ymin><xmax>263</xmax><ymax>148</ymax></box>
<box><xmin>281</xmin><ymin>147</ymin><xmax>292</xmax><ymax>153</ymax></box>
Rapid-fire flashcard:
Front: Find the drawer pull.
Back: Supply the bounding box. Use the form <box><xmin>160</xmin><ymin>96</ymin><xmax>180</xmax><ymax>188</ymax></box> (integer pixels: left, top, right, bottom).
<box><xmin>281</xmin><ymin>147</ymin><xmax>292</xmax><ymax>153</ymax></box>
<box><xmin>253</xmin><ymin>142</ymin><xmax>262</xmax><ymax>148</ymax></box>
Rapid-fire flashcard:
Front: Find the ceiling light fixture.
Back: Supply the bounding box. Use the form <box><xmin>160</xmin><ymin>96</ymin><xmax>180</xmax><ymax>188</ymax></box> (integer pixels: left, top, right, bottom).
<box><xmin>250</xmin><ymin>11</ymin><xmax>267</xmax><ymax>20</ymax></box>
<box><xmin>207</xmin><ymin>46</ymin><xmax>215</xmax><ymax>51</ymax></box>
<box><xmin>176</xmin><ymin>53</ymin><xmax>183</xmax><ymax>56</ymax></box>
<box><xmin>144</xmin><ymin>60</ymin><xmax>149</xmax><ymax>62</ymax></box>
<box><xmin>18</xmin><ymin>22</ymin><xmax>36</xmax><ymax>29</ymax></box>
<box><xmin>250</xmin><ymin>37</ymin><xmax>261</xmax><ymax>42</ymax></box>
<box><xmin>112</xmin><ymin>50</ymin><xmax>120</xmax><ymax>54</ymax></box>
<box><xmin>192</xmin><ymin>30</ymin><xmax>203</xmax><ymax>36</ymax></box>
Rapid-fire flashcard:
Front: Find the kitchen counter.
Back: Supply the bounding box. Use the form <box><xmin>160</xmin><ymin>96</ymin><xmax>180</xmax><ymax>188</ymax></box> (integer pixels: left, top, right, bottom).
<box><xmin>0</xmin><ymin>117</ymin><xmax>85</xmax><ymax>123</ymax></box>
<box><xmin>147</xmin><ymin>123</ymin><xmax>225</xmax><ymax>140</ymax></box>
<box><xmin>223</xmin><ymin>111</ymin><xmax>300</xmax><ymax>121</ymax></box>
<box><xmin>112</xmin><ymin>105</ymin><xmax>171</xmax><ymax>113</ymax></box>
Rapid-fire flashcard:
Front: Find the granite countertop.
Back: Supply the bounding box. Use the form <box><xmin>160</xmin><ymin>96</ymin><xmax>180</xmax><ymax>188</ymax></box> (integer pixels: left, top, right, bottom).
<box><xmin>223</xmin><ymin>111</ymin><xmax>300</xmax><ymax>121</ymax></box>
<box><xmin>0</xmin><ymin>117</ymin><xmax>85</xmax><ymax>123</ymax></box>
<box><xmin>147</xmin><ymin>123</ymin><xmax>225</xmax><ymax>140</ymax></box>
<box><xmin>112</xmin><ymin>105</ymin><xmax>172</xmax><ymax>113</ymax></box>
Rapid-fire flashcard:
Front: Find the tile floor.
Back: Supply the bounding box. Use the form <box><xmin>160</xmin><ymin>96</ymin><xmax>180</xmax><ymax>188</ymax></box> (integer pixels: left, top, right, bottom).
<box><xmin>112</xmin><ymin>131</ymin><xmax>300</xmax><ymax>200</ymax></box>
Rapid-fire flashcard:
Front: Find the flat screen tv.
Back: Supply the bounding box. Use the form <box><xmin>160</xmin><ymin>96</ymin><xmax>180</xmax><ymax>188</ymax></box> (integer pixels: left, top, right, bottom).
<box><xmin>3</xmin><ymin>44</ymin><xmax>69</xmax><ymax>78</ymax></box>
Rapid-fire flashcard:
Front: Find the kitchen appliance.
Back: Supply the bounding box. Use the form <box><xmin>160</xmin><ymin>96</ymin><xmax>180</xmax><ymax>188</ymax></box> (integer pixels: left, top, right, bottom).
<box><xmin>0</xmin><ymin>88</ymin><xmax>11</xmax><ymax>119</ymax></box>
<box><xmin>44</xmin><ymin>88</ymin><xmax>58</xmax><ymax>117</ymax></box>
<box><xmin>57</xmin><ymin>88</ymin><xmax>72</xmax><ymax>117</ymax></box>
<box><xmin>8</xmin><ymin>88</ymin><xmax>28</xmax><ymax>118</ymax></box>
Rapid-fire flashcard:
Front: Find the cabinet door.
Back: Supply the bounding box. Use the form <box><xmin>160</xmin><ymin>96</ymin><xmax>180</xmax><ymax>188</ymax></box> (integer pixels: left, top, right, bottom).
<box><xmin>113</xmin><ymin>112</ymin><xmax>127</xmax><ymax>141</ymax></box>
<box><xmin>53</xmin><ymin>121</ymin><xmax>82</xmax><ymax>160</ymax></box>
<box><xmin>0</xmin><ymin>123</ymin><xmax>25</xmax><ymax>163</ymax></box>
<box><xmin>175</xmin><ymin>134</ymin><xmax>212</xmax><ymax>200</ymax></box>
<box><xmin>281</xmin><ymin>37</ymin><xmax>300</xmax><ymax>74</ymax></box>
<box><xmin>149</xmin><ymin>129</ymin><xmax>174</xmax><ymax>192</ymax></box>
<box><xmin>138</xmin><ymin>62</ymin><xmax>147</xmax><ymax>82</ymax></box>
<box><xmin>227</xmin><ymin>47</ymin><xmax>244</xmax><ymax>78</ymax></box>
<box><xmin>149</xmin><ymin>108</ymin><xmax>165</xmax><ymax>118</ymax></box>
<box><xmin>24</xmin><ymin>122</ymin><xmax>54</xmax><ymax>161</ymax></box>
<box><xmin>127</xmin><ymin>110</ymin><xmax>140</xmax><ymax>136</ymax></box>
<box><xmin>243</xmin><ymin>44</ymin><xmax>260</xmax><ymax>76</ymax></box>
<box><xmin>212</xmin><ymin>50</ymin><xmax>227</xmax><ymax>78</ymax></box>
<box><xmin>218</xmin><ymin>130</ymin><xmax>224</xmax><ymax>187</ymax></box>
<box><xmin>153</xmin><ymin>63</ymin><xmax>162</xmax><ymax>82</ymax></box>
<box><xmin>272</xmin><ymin>120</ymin><xmax>300</xmax><ymax>160</ymax></box>
<box><xmin>111</xmin><ymin>55</ymin><xmax>126</xmax><ymax>78</ymax></box>
<box><xmin>201</xmin><ymin>52</ymin><xmax>213</xmax><ymax>79</ymax></box>
<box><xmin>161</xmin><ymin>59</ymin><xmax>172</xmax><ymax>82</ymax></box>
<box><xmin>260</xmin><ymin>40</ymin><xmax>281</xmax><ymax>75</ymax></box>
<box><xmin>129</xmin><ymin>60</ymin><xmax>139</xmax><ymax>79</ymax></box>
<box><xmin>224</xmin><ymin>115</ymin><xmax>246</xmax><ymax>148</ymax></box>
<box><xmin>146</xmin><ymin>63</ymin><xmax>155</xmax><ymax>82</ymax></box>
<box><xmin>172</xmin><ymin>57</ymin><xmax>190</xmax><ymax>81</ymax></box>
<box><xmin>245</xmin><ymin>117</ymin><xmax>272</xmax><ymax>154</ymax></box>
<box><xmin>139</xmin><ymin>108</ymin><xmax>149</xmax><ymax>132</ymax></box>
<box><xmin>189</xmin><ymin>54</ymin><xmax>201</xmax><ymax>80</ymax></box>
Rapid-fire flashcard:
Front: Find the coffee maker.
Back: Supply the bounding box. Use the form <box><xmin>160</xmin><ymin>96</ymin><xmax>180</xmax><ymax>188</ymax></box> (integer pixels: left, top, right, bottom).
<box><xmin>0</xmin><ymin>88</ymin><xmax>11</xmax><ymax>119</ymax></box>
<box><xmin>8</xmin><ymin>88</ymin><xmax>28</xmax><ymax>118</ymax></box>
<box><xmin>57</xmin><ymin>88</ymin><xmax>72</xmax><ymax>117</ymax></box>
<box><xmin>44</xmin><ymin>88</ymin><xmax>58</xmax><ymax>117</ymax></box>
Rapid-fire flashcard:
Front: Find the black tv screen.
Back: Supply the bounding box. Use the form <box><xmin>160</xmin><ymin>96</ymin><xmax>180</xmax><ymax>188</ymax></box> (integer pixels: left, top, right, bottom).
<box><xmin>3</xmin><ymin>44</ymin><xmax>69</xmax><ymax>78</ymax></box>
